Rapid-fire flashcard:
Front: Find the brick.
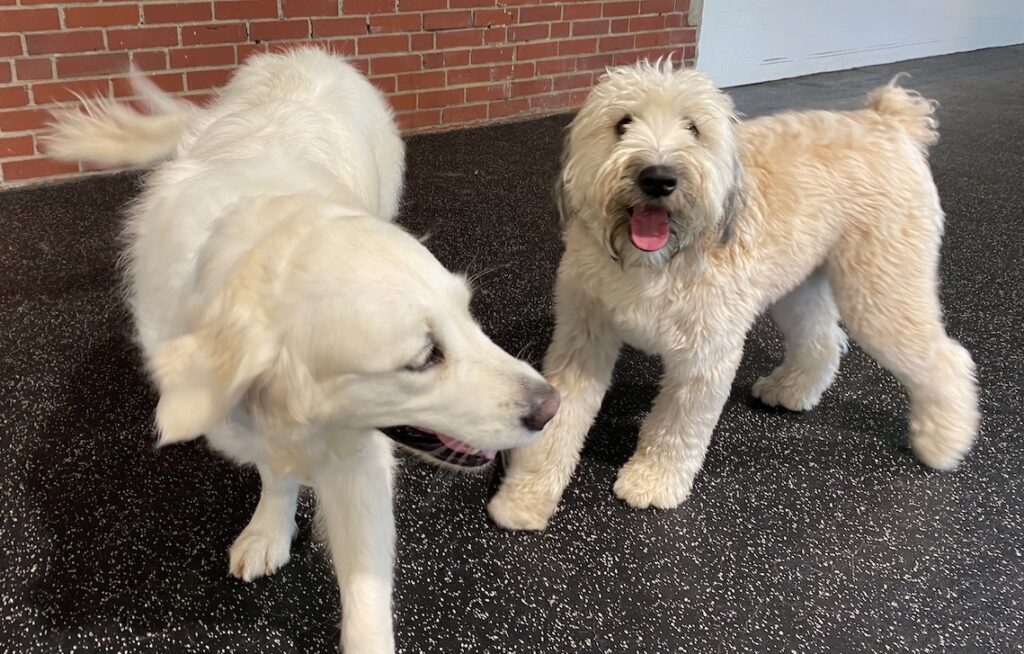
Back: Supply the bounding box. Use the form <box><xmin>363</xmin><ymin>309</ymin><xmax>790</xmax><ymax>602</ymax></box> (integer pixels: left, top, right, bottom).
<box><xmin>312</xmin><ymin>17</ymin><xmax>364</xmax><ymax>37</ymax></box>
<box><xmin>26</xmin><ymin>31</ymin><xmax>104</xmax><ymax>55</ymax></box>
<box><xmin>400</xmin><ymin>0</ymin><xmax>444</xmax><ymax>8</ymax></box>
<box><xmin>447</xmin><ymin>0</ymin><xmax>493</xmax><ymax>7</ymax></box>
<box><xmin>187</xmin><ymin>68</ymin><xmax>232</xmax><ymax>90</ymax></box>
<box><xmin>106</xmin><ymin>27</ymin><xmax>179</xmax><ymax>50</ymax></box>
<box><xmin>576</xmin><ymin>53</ymin><xmax>615</xmax><ymax>70</ymax></box>
<box><xmin>465</xmin><ymin>82</ymin><xmax>506</xmax><ymax>102</ymax></box>
<box><xmin>388</xmin><ymin>93</ymin><xmax>416</xmax><ymax>111</ymax></box>
<box><xmin>422</xmin><ymin>49</ymin><xmax>469</xmax><ymax>69</ymax></box>
<box><xmin>215</xmin><ymin>0</ymin><xmax>277</xmax><ymax>19</ymax></box>
<box><xmin>236</xmin><ymin>43</ymin><xmax>268</xmax><ymax>62</ymax></box>
<box><xmin>396</xmin><ymin>70</ymin><xmax>444</xmax><ymax>91</ymax></box>
<box><xmin>370</xmin><ymin>76</ymin><xmax>395</xmax><ymax>93</ymax></box>
<box><xmin>629</xmin><ymin>15</ymin><xmax>663</xmax><ymax>32</ymax></box>
<box><xmin>511</xmin><ymin>78</ymin><xmax>550</xmax><ymax>96</ymax></box>
<box><xmin>357</xmin><ymin>33</ymin><xmax>408</xmax><ymax>54</ymax></box>
<box><xmin>664</xmin><ymin>13</ymin><xmax>683</xmax><ymax>27</ymax></box>
<box><xmin>410</xmin><ymin>33</ymin><xmax>434</xmax><ymax>50</ymax></box>
<box><xmin>511</xmin><ymin>62</ymin><xmax>535</xmax><ymax>78</ymax></box>
<box><xmin>442</xmin><ymin>103</ymin><xmax>486</xmax><ymax>123</ymax></box>
<box><xmin>3</xmin><ymin>158</ymin><xmax>79</xmax><ymax>182</ymax></box>
<box><xmin>0</xmin><ymin>108</ymin><xmax>50</xmax><ymax>132</ymax></box>
<box><xmin>368</xmin><ymin>53</ymin><xmax>420</xmax><ymax>74</ymax></box>
<box><xmin>508</xmin><ymin>23</ymin><xmax>547</xmax><ymax>42</ymax></box>
<box><xmin>112</xmin><ymin>72</ymin><xmax>184</xmax><ymax>97</ymax></box>
<box><xmin>553</xmin><ymin>72</ymin><xmax>592</xmax><ymax>91</ymax></box>
<box><xmin>518</xmin><ymin>5</ymin><xmax>560</xmax><ymax>22</ymax></box>
<box><xmin>641</xmin><ymin>0</ymin><xmax>675</xmax><ymax>11</ymax></box>
<box><xmin>343</xmin><ymin>0</ymin><xmax>394</xmax><ymax>13</ymax></box>
<box><xmin>368</xmin><ymin>13</ymin><xmax>421</xmax><ymax>33</ymax></box>
<box><xmin>56</xmin><ymin>53</ymin><xmax>129</xmax><ymax>79</ymax></box>
<box><xmin>130</xmin><ymin>51</ymin><xmax>170</xmax><ymax>71</ymax></box>
<box><xmin>283</xmin><ymin>0</ymin><xmax>337</xmax><ymax>17</ymax></box>
<box><xmin>573</xmin><ymin>19</ymin><xmax>610</xmax><ymax>36</ymax></box>
<box><xmin>0</xmin><ymin>62</ymin><xmax>8</xmax><ymax>84</ymax></box>
<box><xmin>182</xmin><ymin>24</ymin><xmax>247</xmax><ymax>45</ymax></box>
<box><xmin>558</xmin><ymin>38</ymin><xmax>598</xmax><ymax>56</ymax></box>
<box><xmin>446</xmin><ymin>65</ymin><xmax>498</xmax><ymax>85</ymax></box>
<box><xmin>536</xmin><ymin>58</ymin><xmax>575</xmax><ymax>75</ymax></box>
<box><xmin>550</xmin><ymin>21</ymin><xmax>570</xmax><ymax>38</ymax></box>
<box><xmin>170</xmin><ymin>46</ymin><xmax>236</xmax><ymax>68</ymax></box>
<box><xmin>15</xmin><ymin>58</ymin><xmax>52</xmax><ymax>81</ymax></box>
<box><xmin>32</xmin><ymin>78</ymin><xmax>109</xmax><ymax>104</ymax></box>
<box><xmin>0</xmin><ymin>135</ymin><xmax>33</xmax><ymax>158</ymax></box>
<box><xmin>397</xmin><ymin>109</ymin><xmax>440</xmax><ymax>131</ymax></box>
<box><xmin>423</xmin><ymin>11</ymin><xmax>471</xmax><ymax>31</ymax></box>
<box><xmin>563</xmin><ymin>3</ymin><xmax>601</xmax><ymax>19</ymax></box>
<box><xmin>515</xmin><ymin>41</ymin><xmax>557</xmax><ymax>60</ymax></box>
<box><xmin>473</xmin><ymin>8</ymin><xmax>514</xmax><ymax>26</ymax></box>
<box><xmin>144</xmin><ymin>3</ymin><xmax>213</xmax><ymax>24</ymax></box>
<box><xmin>600</xmin><ymin>34</ymin><xmax>635</xmax><ymax>51</ymax></box>
<box><xmin>418</xmin><ymin>88</ymin><xmax>463</xmax><ymax>109</ymax></box>
<box><xmin>0</xmin><ymin>87</ymin><xmax>29</xmax><ymax>110</ymax></box>
<box><xmin>323</xmin><ymin>39</ymin><xmax>357</xmax><ymax>55</ymax></box>
<box><xmin>435</xmin><ymin>29</ymin><xmax>481</xmax><ymax>49</ymax></box>
<box><xmin>483</xmin><ymin>26</ymin><xmax>505</xmax><ymax>43</ymax></box>
<box><xmin>470</xmin><ymin>46</ymin><xmax>512</xmax><ymax>64</ymax></box>
<box><xmin>0</xmin><ymin>35</ymin><xmax>22</xmax><ymax>57</ymax></box>
<box><xmin>488</xmin><ymin>97</ymin><xmax>528</xmax><ymax>118</ymax></box>
<box><xmin>530</xmin><ymin>90</ymin><xmax>576</xmax><ymax>110</ymax></box>
<box><xmin>64</xmin><ymin>5</ymin><xmax>140</xmax><ymax>28</ymax></box>
<box><xmin>0</xmin><ymin>8</ymin><xmax>60</xmax><ymax>32</ymax></box>
<box><xmin>250</xmin><ymin>20</ymin><xmax>310</xmax><ymax>41</ymax></box>
<box><xmin>603</xmin><ymin>1</ymin><xmax>639</xmax><ymax>17</ymax></box>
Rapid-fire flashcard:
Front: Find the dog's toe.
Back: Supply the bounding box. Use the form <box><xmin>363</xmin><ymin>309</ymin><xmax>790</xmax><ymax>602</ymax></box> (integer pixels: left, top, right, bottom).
<box><xmin>751</xmin><ymin>369</ymin><xmax>823</xmax><ymax>412</ymax></box>
<box><xmin>613</xmin><ymin>458</ymin><xmax>692</xmax><ymax>510</ymax></box>
<box><xmin>487</xmin><ymin>489</ymin><xmax>553</xmax><ymax>531</ymax></box>
<box><xmin>229</xmin><ymin>527</ymin><xmax>293</xmax><ymax>582</ymax></box>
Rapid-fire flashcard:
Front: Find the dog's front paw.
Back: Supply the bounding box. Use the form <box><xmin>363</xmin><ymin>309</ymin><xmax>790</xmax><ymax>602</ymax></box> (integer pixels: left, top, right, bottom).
<box><xmin>613</xmin><ymin>456</ymin><xmax>693</xmax><ymax>510</ymax></box>
<box><xmin>229</xmin><ymin>524</ymin><xmax>294</xmax><ymax>582</ymax></box>
<box><xmin>488</xmin><ymin>482</ymin><xmax>558</xmax><ymax>531</ymax></box>
<box><xmin>752</xmin><ymin>366</ymin><xmax>827</xmax><ymax>412</ymax></box>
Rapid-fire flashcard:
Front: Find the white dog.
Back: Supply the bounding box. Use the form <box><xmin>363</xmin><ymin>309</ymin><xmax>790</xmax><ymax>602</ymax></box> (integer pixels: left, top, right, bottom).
<box><xmin>45</xmin><ymin>48</ymin><xmax>559</xmax><ymax>653</ymax></box>
<box><xmin>489</xmin><ymin>59</ymin><xmax>979</xmax><ymax>531</ymax></box>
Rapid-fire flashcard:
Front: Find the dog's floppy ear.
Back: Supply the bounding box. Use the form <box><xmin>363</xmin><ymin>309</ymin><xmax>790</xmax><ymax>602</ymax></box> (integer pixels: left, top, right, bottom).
<box><xmin>152</xmin><ymin>297</ymin><xmax>279</xmax><ymax>445</ymax></box>
<box><xmin>719</xmin><ymin>156</ymin><xmax>747</xmax><ymax>244</ymax></box>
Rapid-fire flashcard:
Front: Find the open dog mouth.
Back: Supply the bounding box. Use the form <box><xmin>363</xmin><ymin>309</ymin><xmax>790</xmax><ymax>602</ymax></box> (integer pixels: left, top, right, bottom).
<box><xmin>379</xmin><ymin>426</ymin><xmax>497</xmax><ymax>469</ymax></box>
<box><xmin>628</xmin><ymin>205</ymin><xmax>671</xmax><ymax>251</ymax></box>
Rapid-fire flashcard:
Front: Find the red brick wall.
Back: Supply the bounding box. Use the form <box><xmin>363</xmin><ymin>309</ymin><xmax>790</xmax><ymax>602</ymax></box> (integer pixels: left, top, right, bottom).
<box><xmin>0</xmin><ymin>0</ymin><xmax>696</xmax><ymax>187</ymax></box>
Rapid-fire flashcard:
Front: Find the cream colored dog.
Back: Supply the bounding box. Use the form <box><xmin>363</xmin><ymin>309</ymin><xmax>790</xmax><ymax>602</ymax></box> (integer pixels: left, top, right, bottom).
<box><xmin>489</xmin><ymin>59</ymin><xmax>979</xmax><ymax>531</ymax></box>
<box><xmin>45</xmin><ymin>48</ymin><xmax>559</xmax><ymax>653</ymax></box>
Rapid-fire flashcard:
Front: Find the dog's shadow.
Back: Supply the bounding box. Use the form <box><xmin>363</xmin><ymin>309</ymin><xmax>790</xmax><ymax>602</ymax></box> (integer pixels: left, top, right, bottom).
<box><xmin>20</xmin><ymin>315</ymin><xmax>336</xmax><ymax>651</ymax></box>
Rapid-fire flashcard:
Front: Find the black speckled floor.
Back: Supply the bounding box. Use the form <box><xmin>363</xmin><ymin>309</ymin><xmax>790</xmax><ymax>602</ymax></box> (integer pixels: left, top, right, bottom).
<box><xmin>2</xmin><ymin>45</ymin><xmax>1023</xmax><ymax>653</ymax></box>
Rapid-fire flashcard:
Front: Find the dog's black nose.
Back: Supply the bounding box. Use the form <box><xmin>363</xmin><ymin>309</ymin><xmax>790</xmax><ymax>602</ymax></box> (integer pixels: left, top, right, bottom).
<box><xmin>638</xmin><ymin>165</ymin><xmax>677</xmax><ymax>198</ymax></box>
<box><xmin>522</xmin><ymin>384</ymin><xmax>561</xmax><ymax>432</ymax></box>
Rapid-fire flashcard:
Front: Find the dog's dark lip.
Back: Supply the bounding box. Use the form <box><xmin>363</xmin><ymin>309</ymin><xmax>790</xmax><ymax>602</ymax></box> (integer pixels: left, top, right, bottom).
<box><xmin>378</xmin><ymin>426</ymin><xmax>493</xmax><ymax>469</ymax></box>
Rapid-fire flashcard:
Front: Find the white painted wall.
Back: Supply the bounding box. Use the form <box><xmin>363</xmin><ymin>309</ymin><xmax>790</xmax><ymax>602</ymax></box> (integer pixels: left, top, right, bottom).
<box><xmin>696</xmin><ymin>0</ymin><xmax>1024</xmax><ymax>88</ymax></box>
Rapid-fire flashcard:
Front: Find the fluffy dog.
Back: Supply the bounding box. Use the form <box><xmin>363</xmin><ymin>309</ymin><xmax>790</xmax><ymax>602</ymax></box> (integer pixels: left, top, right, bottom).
<box><xmin>489</xmin><ymin>59</ymin><xmax>978</xmax><ymax>531</ymax></box>
<box><xmin>45</xmin><ymin>48</ymin><xmax>559</xmax><ymax>653</ymax></box>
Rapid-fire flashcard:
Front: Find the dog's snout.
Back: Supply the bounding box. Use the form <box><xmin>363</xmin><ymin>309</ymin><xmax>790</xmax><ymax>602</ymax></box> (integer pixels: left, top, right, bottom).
<box><xmin>638</xmin><ymin>165</ymin><xmax>677</xmax><ymax>198</ymax></box>
<box><xmin>522</xmin><ymin>384</ymin><xmax>560</xmax><ymax>432</ymax></box>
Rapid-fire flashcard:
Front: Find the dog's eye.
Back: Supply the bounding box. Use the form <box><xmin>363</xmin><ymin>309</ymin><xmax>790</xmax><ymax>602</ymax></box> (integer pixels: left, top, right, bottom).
<box><xmin>687</xmin><ymin>120</ymin><xmax>700</xmax><ymax>137</ymax></box>
<box><xmin>405</xmin><ymin>341</ymin><xmax>443</xmax><ymax>372</ymax></box>
<box><xmin>615</xmin><ymin>115</ymin><xmax>632</xmax><ymax>137</ymax></box>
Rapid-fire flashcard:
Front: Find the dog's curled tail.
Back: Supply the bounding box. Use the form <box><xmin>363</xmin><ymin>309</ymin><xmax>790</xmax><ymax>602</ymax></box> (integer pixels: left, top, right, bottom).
<box><xmin>42</xmin><ymin>75</ymin><xmax>196</xmax><ymax>168</ymax></box>
<box><xmin>865</xmin><ymin>75</ymin><xmax>939</xmax><ymax>148</ymax></box>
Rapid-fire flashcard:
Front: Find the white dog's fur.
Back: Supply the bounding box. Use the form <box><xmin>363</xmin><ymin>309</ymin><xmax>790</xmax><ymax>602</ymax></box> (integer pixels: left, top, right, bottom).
<box><xmin>45</xmin><ymin>48</ymin><xmax>555</xmax><ymax>653</ymax></box>
<box><xmin>489</xmin><ymin>59</ymin><xmax>979</xmax><ymax>531</ymax></box>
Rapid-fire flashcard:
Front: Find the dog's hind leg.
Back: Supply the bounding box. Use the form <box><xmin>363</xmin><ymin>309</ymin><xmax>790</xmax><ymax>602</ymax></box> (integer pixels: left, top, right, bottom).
<box><xmin>827</xmin><ymin>214</ymin><xmax>979</xmax><ymax>470</ymax></box>
<box><xmin>229</xmin><ymin>464</ymin><xmax>299</xmax><ymax>582</ymax></box>
<box><xmin>753</xmin><ymin>267</ymin><xmax>847</xmax><ymax>411</ymax></box>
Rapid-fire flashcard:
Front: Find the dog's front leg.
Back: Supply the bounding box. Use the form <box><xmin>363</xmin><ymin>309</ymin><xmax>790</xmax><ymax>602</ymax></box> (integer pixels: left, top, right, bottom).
<box><xmin>614</xmin><ymin>339</ymin><xmax>744</xmax><ymax>509</ymax></box>
<box><xmin>315</xmin><ymin>435</ymin><xmax>395</xmax><ymax>654</ymax></box>
<box><xmin>489</xmin><ymin>273</ymin><xmax>621</xmax><ymax>531</ymax></box>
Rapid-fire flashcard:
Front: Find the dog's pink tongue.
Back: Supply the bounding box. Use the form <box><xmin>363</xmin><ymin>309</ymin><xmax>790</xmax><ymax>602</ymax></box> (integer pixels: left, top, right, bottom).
<box><xmin>630</xmin><ymin>206</ymin><xmax>670</xmax><ymax>251</ymax></box>
<box><xmin>436</xmin><ymin>432</ymin><xmax>497</xmax><ymax>461</ymax></box>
